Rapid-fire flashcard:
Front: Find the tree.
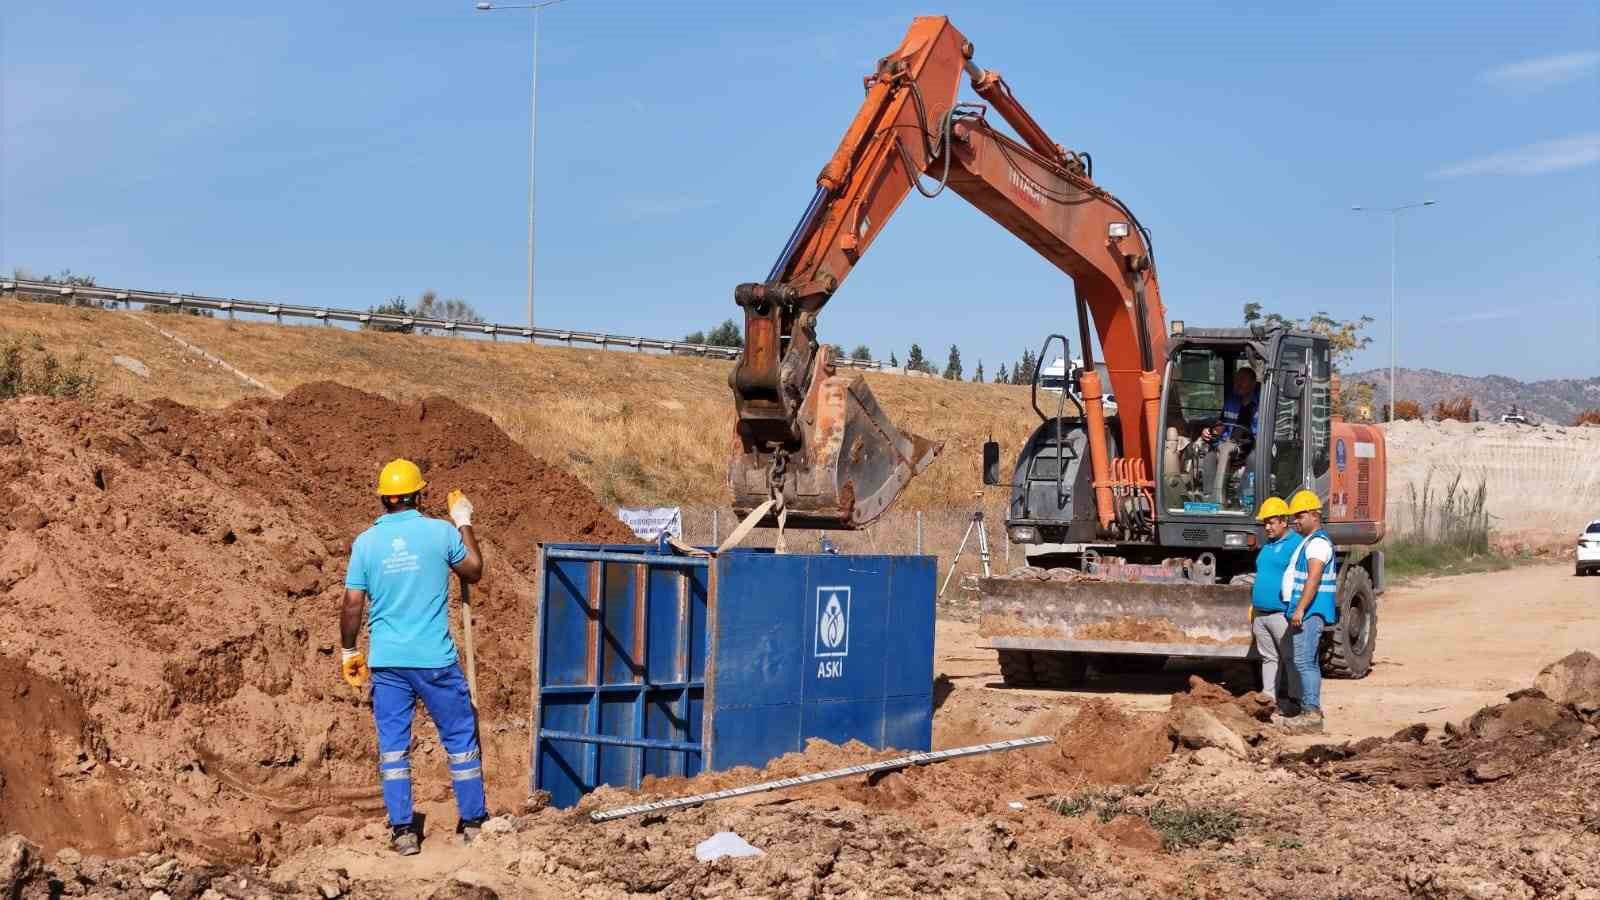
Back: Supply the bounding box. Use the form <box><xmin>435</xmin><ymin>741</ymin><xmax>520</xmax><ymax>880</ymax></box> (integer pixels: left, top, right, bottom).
<box><xmin>906</xmin><ymin>343</ymin><xmax>929</xmax><ymax>373</ymax></box>
<box><xmin>1243</xmin><ymin>301</ymin><xmax>1374</xmax><ymax>371</ymax></box>
<box><xmin>1012</xmin><ymin>349</ymin><xmax>1038</xmax><ymax>384</ymax></box>
<box><xmin>1344</xmin><ymin>381</ymin><xmax>1377</xmax><ymax>423</ymax></box>
<box><xmin>825</xmin><ymin>343</ymin><xmax>846</xmax><ymax>360</ymax></box>
<box><xmin>12</xmin><ymin>267</ymin><xmax>95</xmax><ymax>287</ymax></box>
<box><xmin>365</xmin><ymin>296</ymin><xmax>415</xmax><ymax>333</ymax></box>
<box><xmin>11</xmin><ymin>268</ymin><xmax>110</xmax><ymax>309</ymax></box>
<box><xmin>942</xmin><ymin>344</ymin><xmax>963</xmax><ymax>380</ymax></box>
<box><xmin>683</xmin><ymin>329</ymin><xmax>706</xmax><ymax>344</ymax></box>
<box><xmin>972</xmin><ymin>361</ymin><xmax>985</xmax><ymax>383</ymax></box>
<box><xmin>889</xmin><ymin>352</ymin><xmax>900</xmax><ymax>368</ymax></box>
<box><xmin>996</xmin><ymin>363</ymin><xmax>1009</xmax><ymax>384</ymax></box>
<box><xmin>705</xmin><ymin>319</ymin><xmax>744</xmax><ymax>348</ymax></box>
<box><xmin>412</xmin><ymin>290</ymin><xmax>484</xmax><ymax>334</ymax></box>
<box><xmin>850</xmin><ymin>344</ymin><xmax>873</xmax><ymax>362</ymax></box>
<box><xmin>365</xmin><ymin>291</ymin><xmax>483</xmax><ymax>333</ymax></box>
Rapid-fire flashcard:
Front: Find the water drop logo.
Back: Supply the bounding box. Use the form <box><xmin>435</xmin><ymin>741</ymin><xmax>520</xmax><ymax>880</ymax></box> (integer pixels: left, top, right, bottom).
<box><xmin>814</xmin><ymin>586</ymin><xmax>850</xmax><ymax>658</ymax></box>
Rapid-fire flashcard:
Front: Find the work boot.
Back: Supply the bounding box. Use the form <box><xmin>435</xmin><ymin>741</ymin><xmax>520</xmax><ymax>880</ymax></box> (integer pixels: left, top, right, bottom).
<box><xmin>391</xmin><ymin>825</ymin><xmax>420</xmax><ymax>857</ymax></box>
<box><xmin>458</xmin><ymin>817</ymin><xmax>487</xmax><ymax>847</ymax></box>
<box><xmin>1283</xmin><ymin>709</ymin><xmax>1325</xmax><ymax>734</ymax></box>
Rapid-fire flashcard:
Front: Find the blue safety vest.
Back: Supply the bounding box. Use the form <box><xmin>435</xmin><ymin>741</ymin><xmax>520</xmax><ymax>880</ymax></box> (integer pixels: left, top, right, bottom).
<box><xmin>1287</xmin><ymin>528</ymin><xmax>1338</xmax><ymax>623</ymax></box>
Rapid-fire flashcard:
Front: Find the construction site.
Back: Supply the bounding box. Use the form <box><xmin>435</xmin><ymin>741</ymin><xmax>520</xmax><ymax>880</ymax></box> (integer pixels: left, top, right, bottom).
<box><xmin>4</xmin><ymin>10</ymin><xmax>1600</xmax><ymax>900</ymax></box>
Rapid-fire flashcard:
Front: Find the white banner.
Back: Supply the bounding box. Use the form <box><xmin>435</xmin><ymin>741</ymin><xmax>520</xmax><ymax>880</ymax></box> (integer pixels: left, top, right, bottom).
<box><xmin>617</xmin><ymin>506</ymin><xmax>682</xmax><ymax>541</ymax></box>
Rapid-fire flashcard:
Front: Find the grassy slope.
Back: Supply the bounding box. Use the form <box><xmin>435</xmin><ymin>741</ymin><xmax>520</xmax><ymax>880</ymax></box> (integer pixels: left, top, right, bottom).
<box><xmin>1</xmin><ymin>298</ymin><xmax>1039</xmax><ymax>512</ymax></box>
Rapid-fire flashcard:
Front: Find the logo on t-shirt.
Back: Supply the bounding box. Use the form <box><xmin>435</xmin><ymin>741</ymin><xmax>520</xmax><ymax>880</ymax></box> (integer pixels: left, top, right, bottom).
<box><xmin>383</xmin><ymin>536</ymin><xmax>420</xmax><ymax>575</ymax></box>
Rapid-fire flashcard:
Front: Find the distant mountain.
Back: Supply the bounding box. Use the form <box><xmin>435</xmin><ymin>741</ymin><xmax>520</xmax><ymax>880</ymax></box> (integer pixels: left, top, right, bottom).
<box><xmin>1342</xmin><ymin>368</ymin><xmax>1600</xmax><ymax>425</ymax></box>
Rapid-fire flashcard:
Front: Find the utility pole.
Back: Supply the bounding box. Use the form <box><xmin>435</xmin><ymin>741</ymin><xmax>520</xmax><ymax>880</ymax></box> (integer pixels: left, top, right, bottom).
<box><xmin>475</xmin><ymin>0</ymin><xmax>577</xmax><ymax>329</ymax></box>
<box><xmin>1352</xmin><ymin>201</ymin><xmax>1436</xmax><ymax>422</ymax></box>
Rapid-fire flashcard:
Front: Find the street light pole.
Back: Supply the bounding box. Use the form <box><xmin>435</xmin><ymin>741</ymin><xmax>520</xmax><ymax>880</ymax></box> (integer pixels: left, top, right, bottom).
<box><xmin>475</xmin><ymin>0</ymin><xmax>572</xmax><ymax>330</ymax></box>
<box><xmin>1351</xmin><ymin>201</ymin><xmax>1435</xmax><ymax>423</ymax></box>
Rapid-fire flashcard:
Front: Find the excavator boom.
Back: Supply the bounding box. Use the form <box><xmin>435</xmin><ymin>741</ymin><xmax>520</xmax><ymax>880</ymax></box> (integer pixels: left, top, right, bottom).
<box><xmin>730</xmin><ymin>16</ymin><xmax>1166</xmax><ymax>530</ymax></box>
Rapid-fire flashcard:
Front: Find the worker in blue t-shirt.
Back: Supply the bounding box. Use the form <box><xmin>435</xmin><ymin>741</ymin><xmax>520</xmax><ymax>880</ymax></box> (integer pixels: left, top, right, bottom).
<box><xmin>1250</xmin><ymin>497</ymin><xmax>1302</xmax><ymax>718</ymax></box>
<box><xmin>340</xmin><ymin>458</ymin><xmax>485</xmax><ymax>857</ymax></box>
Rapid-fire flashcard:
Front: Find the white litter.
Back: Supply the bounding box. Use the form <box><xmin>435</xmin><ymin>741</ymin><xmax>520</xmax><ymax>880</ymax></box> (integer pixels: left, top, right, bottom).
<box><xmin>695</xmin><ymin>831</ymin><xmax>764</xmax><ymax>862</ymax></box>
<box><xmin>1008</xmin><ymin>801</ymin><xmax>1026</xmax><ymax>810</ymax></box>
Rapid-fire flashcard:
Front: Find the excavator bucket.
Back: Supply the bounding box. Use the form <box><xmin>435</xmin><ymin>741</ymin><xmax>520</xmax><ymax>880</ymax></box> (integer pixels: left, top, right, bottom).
<box><xmin>730</xmin><ymin>366</ymin><xmax>941</xmax><ymax>530</ymax></box>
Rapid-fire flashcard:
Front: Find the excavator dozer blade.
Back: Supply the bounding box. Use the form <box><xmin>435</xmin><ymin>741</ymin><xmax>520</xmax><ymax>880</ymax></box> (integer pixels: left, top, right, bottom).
<box><xmin>731</xmin><ymin>372</ymin><xmax>942</xmax><ymax>530</ymax></box>
<box><xmin>976</xmin><ymin>575</ymin><xmax>1254</xmax><ymax>661</ymax></box>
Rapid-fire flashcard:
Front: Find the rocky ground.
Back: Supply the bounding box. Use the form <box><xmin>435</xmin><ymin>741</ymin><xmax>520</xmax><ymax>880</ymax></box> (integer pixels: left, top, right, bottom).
<box><xmin>6</xmin><ymin>651</ymin><xmax>1598</xmax><ymax>899</ymax></box>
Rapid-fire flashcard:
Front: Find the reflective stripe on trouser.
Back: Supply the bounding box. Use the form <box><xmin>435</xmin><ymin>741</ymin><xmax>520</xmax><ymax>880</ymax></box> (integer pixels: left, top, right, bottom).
<box><xmin>371</xmin><ymin>664</ymin><xmax>487</xmax><ymax>826</ymax></box>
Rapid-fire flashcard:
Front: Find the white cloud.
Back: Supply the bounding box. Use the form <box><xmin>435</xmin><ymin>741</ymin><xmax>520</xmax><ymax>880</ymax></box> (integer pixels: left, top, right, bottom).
<box><xmin>1480</xmin><ymin>51</ymin><xmax>1600</xmax><ymax>90</ymax></box>
<box><xmin>1431</xmin><ymin>132</ymin><xmax>1600</xmax><ymax>178</ymax></box>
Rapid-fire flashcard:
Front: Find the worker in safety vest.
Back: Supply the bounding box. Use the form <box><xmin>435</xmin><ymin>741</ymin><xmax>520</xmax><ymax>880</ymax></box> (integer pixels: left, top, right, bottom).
<box><xmin>340</xmin><ymin>459</ymin><xmax>486</xmax><ymax>856</ymax></box>
<box><xmin>1280</xmin><ymin>489</ymin><xmax>1338</xmax><ymax>734</ymax></box>
<box><xmin>1250</xmin><ymin>497</ymin><xmax>1302</xmax><ymax>718</ymax></box>
<box><xmin>1200</xmin><ymin>367</ymin><xmax>1260</xmax><ymax>504</ymax></box>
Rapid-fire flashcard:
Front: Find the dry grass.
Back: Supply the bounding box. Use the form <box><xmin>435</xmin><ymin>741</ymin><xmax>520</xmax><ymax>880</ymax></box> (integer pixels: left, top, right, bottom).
<box><xmin>0</xmin><ymin>298</ymin><xmax>1038</xmax><ymax>511</ymax></box>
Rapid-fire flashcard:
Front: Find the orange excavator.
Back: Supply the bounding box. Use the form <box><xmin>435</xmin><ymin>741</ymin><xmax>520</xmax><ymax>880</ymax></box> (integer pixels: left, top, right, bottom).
<box><xmin>729</xmin><ymin>16</ymin><xmax>1388</xmax><ymax>683</ymax></box>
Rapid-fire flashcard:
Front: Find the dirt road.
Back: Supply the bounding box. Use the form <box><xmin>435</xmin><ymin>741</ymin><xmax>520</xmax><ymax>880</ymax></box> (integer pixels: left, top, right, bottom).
<box><xmin>934</xmin><ymin>562</ymin><xmax>1600</xmax><ymax>743</ymax></box>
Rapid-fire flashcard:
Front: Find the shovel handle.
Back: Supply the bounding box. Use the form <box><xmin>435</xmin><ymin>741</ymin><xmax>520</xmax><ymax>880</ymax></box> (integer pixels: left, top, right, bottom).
<box><xmin>461</xmin><ymin>578</ymin><xmax>479</xmax><ymax>708</ymax></box>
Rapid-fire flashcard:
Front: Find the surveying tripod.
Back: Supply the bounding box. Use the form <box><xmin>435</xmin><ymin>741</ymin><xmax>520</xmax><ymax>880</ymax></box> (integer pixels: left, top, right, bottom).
<box><xmin>937</xmin><ymin>493</ymin><xmax>992</xmax><ymax>599</ymax></box>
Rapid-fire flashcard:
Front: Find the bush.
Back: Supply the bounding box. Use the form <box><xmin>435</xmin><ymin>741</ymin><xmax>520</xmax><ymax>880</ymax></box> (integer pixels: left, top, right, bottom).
<box><xmin>1385</xmin><ymin>470</ymin><xmax>1499</xmax><ymax>578</ymax></box>
<box><xmin>1145</xmin><ymin>803</ymin><xmax>1243</xmax><ymax>849</ymax></box>
<box><xmin>1574</xmin><ymin>409</ymin><xmax>1600</xmax><ymax>427</ymax></box>
<box><xmin>1383</xmin><ymin>399</ymin><xmax>1423</xmax><ymax>421</ymax></box>
<box><xmin>0</xmin><ymin>333</ymin><xmax>97</xmax><ymax>400</ymax></box>
<box><xmin>1433</xmin><ymin>395</ymin><xmax>1473</xmax><ymax>422</ymax></box>
<box><xmin>1049</xmin><ymin>792</ymin><xmax>1243</xmax><ymax>849</ymax></box>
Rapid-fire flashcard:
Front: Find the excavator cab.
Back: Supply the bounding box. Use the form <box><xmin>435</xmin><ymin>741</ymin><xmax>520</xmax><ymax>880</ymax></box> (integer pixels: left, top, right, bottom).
<box><xmin>994</xmin><ymin>324</ymin><xmax>1332</xmax><ymax>565</ymax></box>
<box><xmin>1153</xmin><ymin>324</ymin><xmax>1332</xmax><ymax>552</ymax></box>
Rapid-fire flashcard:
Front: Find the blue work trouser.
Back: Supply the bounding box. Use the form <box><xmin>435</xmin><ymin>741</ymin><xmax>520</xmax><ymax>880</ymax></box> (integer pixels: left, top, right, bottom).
<box><xmin>1291</xmin><ymin>615</ymin><xmax>1327</xmax><ymax>712</ymax></box>
<box><xmin>371</xmin><ymin>664</ymin><xmax>487</xmax><ymax>828</ymax></box>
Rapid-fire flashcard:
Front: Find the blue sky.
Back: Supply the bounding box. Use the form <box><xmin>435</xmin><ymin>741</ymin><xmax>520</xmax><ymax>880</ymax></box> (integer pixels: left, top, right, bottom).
<box><xmin>3</xmin><ymin>1</ymin><xmax>1596</xmax><ymax>379</ymax></box>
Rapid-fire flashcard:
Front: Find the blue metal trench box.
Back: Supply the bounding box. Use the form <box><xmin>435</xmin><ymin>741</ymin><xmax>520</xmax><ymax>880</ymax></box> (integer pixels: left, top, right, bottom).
<box><xmin>529</xmin><ymin>544</ymin><xmax>936</xmax><ymax>808</ymax></box>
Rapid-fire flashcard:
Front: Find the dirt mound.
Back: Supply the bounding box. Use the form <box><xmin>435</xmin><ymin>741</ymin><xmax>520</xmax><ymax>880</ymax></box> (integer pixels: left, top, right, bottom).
<box><xmin>0</xmin><ymin>383</ymin><xmax>634</xmax><ymax>861</ymax></box>
<box><xmin>1283</xmin><ymin>678</ymin><xmax>1600</xmax><ymax>788</ymax></box>
<box><xmin>1053</xmin><ymin>700</ymin><xmax>1173</xmax><ymax>784</ymax></box>
<box><xmin>1169</xmin><ymin>675</ymin><xmax>1274</xmax><ymax>742</ymax></box>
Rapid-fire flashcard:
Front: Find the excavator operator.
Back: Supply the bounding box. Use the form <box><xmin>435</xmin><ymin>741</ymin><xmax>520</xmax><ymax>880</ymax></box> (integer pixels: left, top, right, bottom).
<box><xmin>1199</xmin><ymin>367</ymin><xmax>1260</xmax><ymax>504</ymax></box>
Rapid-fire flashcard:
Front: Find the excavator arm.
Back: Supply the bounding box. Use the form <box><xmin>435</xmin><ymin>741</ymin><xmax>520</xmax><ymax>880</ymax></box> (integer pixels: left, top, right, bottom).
<box><xmin>730</xmin><ymin>16</ymin><xmax>1168</xmax><ymax>532</ymax></box>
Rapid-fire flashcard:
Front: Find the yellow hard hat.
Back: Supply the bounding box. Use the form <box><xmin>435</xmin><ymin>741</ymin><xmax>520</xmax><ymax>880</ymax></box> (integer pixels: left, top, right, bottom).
<box><xmin>375</xmin><ymin>459</ymin><xmax>426</xmax><ymax>496</ymax></box>
<box><xmin>1287</xmin><ymin>489</ymin><xmax>1323</xmax><ymax>515</ymax></box>
<box><xmin>1256</xmin><ymin>497</ymin><xmax>1290</xmax><ymax>521</ymax></box>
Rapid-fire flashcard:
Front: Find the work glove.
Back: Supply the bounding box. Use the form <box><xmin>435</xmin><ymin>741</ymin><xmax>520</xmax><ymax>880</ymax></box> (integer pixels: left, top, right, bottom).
<box><xmin>340</xmin><ymin>647</ymin><xmax>370</xmax><ymax>689</ymax></box>
<box><xmin>448</xmin><ymin>489</ymin><xmax>473</xmax><ymax>529</ymax></box>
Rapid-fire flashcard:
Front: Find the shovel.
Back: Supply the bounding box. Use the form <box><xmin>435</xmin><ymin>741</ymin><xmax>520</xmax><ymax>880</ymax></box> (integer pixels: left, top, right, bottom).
<box><xmin>460</xmin><ymin>576</ymin><xmax>479</xmax><ymax>708</ymax></box>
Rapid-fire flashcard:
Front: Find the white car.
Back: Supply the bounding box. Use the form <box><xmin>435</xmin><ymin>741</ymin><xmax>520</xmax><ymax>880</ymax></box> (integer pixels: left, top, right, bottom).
<box><xmin>1579</xmin><ymin>520</ymin><xmax>1600</xmax><ymax>577</ymax></box>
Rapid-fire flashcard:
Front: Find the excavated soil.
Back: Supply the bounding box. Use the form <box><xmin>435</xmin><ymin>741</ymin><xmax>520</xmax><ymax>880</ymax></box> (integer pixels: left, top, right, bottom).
<box><xmin>0</xmin><ymin>383</ymin><xmax>635</xmax><ymax>862</ymax></box>
<box><xmin>5</xmin><ymin>382</ymin><xmax>1600</xmax><ymax>897</ymax></box>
